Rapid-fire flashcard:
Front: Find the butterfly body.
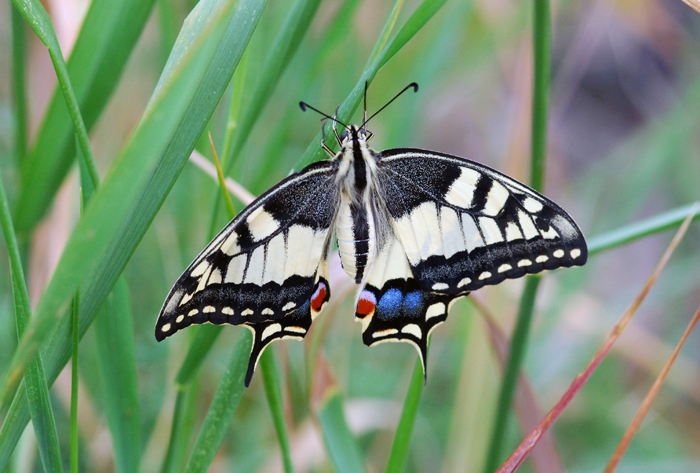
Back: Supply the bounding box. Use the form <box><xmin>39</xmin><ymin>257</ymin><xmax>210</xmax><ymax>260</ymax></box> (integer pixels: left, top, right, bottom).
<box><xmin>156</xmin><ymin>112</ymin><xmax>587</xmax><ymax>387</ymax></box>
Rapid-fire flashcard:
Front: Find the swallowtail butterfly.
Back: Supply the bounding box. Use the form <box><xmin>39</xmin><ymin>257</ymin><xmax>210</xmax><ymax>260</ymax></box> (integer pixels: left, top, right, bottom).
<box><xmin>156</xmin><ymin>83</ymin><xmax>587</xmax><ymax>386</ymax></box>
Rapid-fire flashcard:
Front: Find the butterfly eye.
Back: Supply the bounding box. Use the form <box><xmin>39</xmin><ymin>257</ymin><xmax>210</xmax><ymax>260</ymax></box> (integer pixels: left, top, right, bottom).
<box><xmin>340</xmin><ymin>130</ymin><xmax>348</xmax><ymax>140</ymax></box>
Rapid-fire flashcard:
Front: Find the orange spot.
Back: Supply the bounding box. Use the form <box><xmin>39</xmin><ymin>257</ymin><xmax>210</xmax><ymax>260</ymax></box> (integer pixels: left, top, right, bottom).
<box><xmin>311</xmin><ymin>284</ymin><xmax>327</xmax><ymax>312</ymax></box>
<box><xmin>356</xmin><ymin>291</ymin><xmax>376</xmax><ymax>317</ymax></box>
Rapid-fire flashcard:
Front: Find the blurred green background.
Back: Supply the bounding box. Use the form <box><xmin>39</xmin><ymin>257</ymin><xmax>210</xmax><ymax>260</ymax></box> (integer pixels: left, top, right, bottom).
<box><xmin>1</xmin><ymin>0</ymin><xmax>699</xmax><ymax>472</ymax></box>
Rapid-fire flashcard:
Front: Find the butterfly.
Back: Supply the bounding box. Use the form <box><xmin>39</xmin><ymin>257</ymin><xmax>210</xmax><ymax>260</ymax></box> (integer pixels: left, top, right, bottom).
<box><xmin>155</xmin><ymin>83</ymin><xmax>587</xmax><ymax>386</ymax></box>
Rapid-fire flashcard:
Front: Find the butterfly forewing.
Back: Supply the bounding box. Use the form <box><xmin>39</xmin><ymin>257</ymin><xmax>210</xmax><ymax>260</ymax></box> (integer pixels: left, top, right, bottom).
<box><xmin>377</xmin><ymin>148</ymin><xmax>588</xmax><ymax>295</ymax></box>
<box><xmin>156</xmin><ymin>161</ymin><xmax>339</xmax><ymax>385</ymax></box>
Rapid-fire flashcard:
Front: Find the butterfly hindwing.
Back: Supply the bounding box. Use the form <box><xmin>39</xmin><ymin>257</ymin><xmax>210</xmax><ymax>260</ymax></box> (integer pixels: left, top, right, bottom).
<box><xmin>377</xmin><ymin>148</ymin><xmax>588</xmax><ymax>295</ymax></box>
<box><xmin>156</xmin><ymin>161</ymin><xmax>339</xmax><ymax>384</ymax></box>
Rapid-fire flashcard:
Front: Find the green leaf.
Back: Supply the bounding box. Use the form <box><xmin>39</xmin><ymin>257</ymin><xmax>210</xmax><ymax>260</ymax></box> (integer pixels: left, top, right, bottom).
<box><xmin>14</xmin><ymin>0</ymin><xmax>157</xmax><ymax>233</ymax></box>
<box><xmin>0</xmin><ymin>0</ymin><xmax>268</xmax><ymax>465</ymax></box>
<box><xmin>94</xmin><ymin>278</ymin><xmax>141</xmax><ymax>473</ymax></box>
<box><xmin>183</xmin><ymin>331</ymin><xmax>251</xmax><ymax>473</ymax></box>
<box><xmin>318</xmin><ymin>390</ymin><xmax>367</xmax><ymax>473</ymax></box>
<box><xmin>261</xmin><ymin>348</ymin><xmax>295</xmax><ymax>473</ymax></box>
<box><xmin>0</xmin><ymin>174</ymin><xmax>62</xmax><ymax>472</ymax></box>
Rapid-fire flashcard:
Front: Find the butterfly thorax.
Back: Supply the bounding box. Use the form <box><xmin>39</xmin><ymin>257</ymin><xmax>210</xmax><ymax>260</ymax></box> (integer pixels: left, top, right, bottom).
<box><xmin>335</xmin><ymin>125</ymin><xmax>383</xmax><ymax>283</ymax></box>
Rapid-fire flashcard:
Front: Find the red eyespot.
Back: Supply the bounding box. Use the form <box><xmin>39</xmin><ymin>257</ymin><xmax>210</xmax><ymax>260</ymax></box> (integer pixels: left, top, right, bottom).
<box><xmin>356</xmin><ymin>291</ymin><xmax>376</xmax><ymax>317</ymax></box>
<box><xmin>311</xmin><ymin>283</ymin><xmax>327</xmax><ymax>312</ymax></box>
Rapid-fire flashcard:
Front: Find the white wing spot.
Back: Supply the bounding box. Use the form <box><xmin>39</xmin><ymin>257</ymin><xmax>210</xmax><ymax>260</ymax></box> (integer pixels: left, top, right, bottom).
<box><xmin>208</xmin><ymin>268</ymin><xmax>222</xmax><ymax>285</ymax></box>
<box><xmin>262</xmin><ymin>308</ymin><xmax>274</xmax><ymax>316</ymax></box>
<box><xmin>426</xmin><ymin>303</ymin><xmax>445</xmax><ymax>321</ymax></box>
<box><xmin>479</xmin><ymin>271</ymin><xmax>492</xmax><ymax>280</ymax></box>
<box><xmin>432</xmin><ymin>282</ymin><xmax>449</xmax><ymax>291</ymax></box>
<box><xmin>221</xmin><ymin>232</ymin><xmax>240</xmax><ymax>256</ymax></box>
<box><xmin>518</xmin><ymin>259</ymin><xmax>532</xmax><ymax>267</ymax></box>
<box><xmin>372</xmin><ymin>328</ymin><xmax>399</xmax><ymax>339</ymax></box>
<box><xmin>190</xmin><ymin>260</ymin><xmax>209</xmax><ymax>278</ymax></box>
<box><xmin>180</xmin><ymin>292</ymin><xmax>193</xmax><ymax>306</ymax></box>
<box><xmin>246</xmin><ymin>207</ymin><xmax>280</xmax><ymax>241</ymax></box>
<box><xmin>523</xmin><ymin>197</ymin><xmax>543</xmax><ymax>213</ymax></box>
<box><xmin>203</xmin><ymin>306</ymin><xmax>215</xmax><ymax>313</ymax></box>
<box><xmin>242</xmin><ymin>308</ymin><xmax>253</xmax><ymax>316</ymax></box>
<box><xmin>479</xmin><ymin>217</ymin><xmax>504</xmax><ymax>244</ymax></box>
<box><xmin>483</xmin><ymin>181</ymin><xmax>510</xmax><ymax>216</ymax></box>
<box><xmin>540</xmin><ymin>226</ymin><xmax>559</xmax><ymax>240</ymax></box>
<box><xmin>222</xmin><ymin>307</ymin><xmax>234</xmax><ymax>315</ymax></box>
<box><xmin>161</xmin><ymin>323</ymin><xmax>171</xmax><ymax>332</ymax></box>
<box><xmin>457</xmin><ymin>277</ymin><xmax>472</xmax><ymax>288</ymax></box>
<box><xmin>498</xmin><ymin>264</ymin><xmax>512</xmax><ymax>273</ymax></box>
<box><xmin>536</xmin><ymin>255</ymin><xmax>548</xmax><ymax>263</ymax></box>
<box><xmin>553</xmin><ymin>249</ymin><xmax>565</xmax><ymax>258</ymax></box>
<box><xmin>175</xmin><ymin>315</ymin><xmax>184</xmax><ymax>324</ymax></box>
<box><xmin>444</xmin><ymin>168</ymin><xmax>480</xmax><ymax>207</ymax></box>
<box><xmin>282</xmin><ymin>302</ymin><xmax>296</xmax><ymax>311</ymax></box>
<box><xmin>401</xmin><ymin>324</ymin><xmax>422</xmax><ymax>339</ymax></box>
<box><xmin>285</xmin><ymin>326</ymin><xmax>307</xmax><ymax>334</ymax></box>
<box><xmin>571</xmin><ymin>248</ymin><xmax>581</xmax><ymax>259</ymax></box>
<box><xmin>188</xmin><ymin>309</ymin><xmax>198</xmax><ymax>317</ymax></box>
<box><xmin>505</xmin><ymin>222</ymin><xmax>523</xmax><ymax>242</ymax></box>
<box><xmin>262</xmin><ymin>323</ymin><xmax>282</xmax><ymax>340</ymax></box>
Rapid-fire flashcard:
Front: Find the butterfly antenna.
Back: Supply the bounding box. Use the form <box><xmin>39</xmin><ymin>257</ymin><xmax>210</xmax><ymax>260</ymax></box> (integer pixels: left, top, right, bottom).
<box><xmin>363</xmin><ymin>82</ymin><xmax>419</xmax><ymax>128</ymax></box>
<box><xmin>299</xmin><ymin>102</ymin><xmax>350</xmax><ymax>130</ymax></box>
<box><xmin>363</xmin><ymin>80</ymin><xmax>368</xmax><ymax>128</ymax></box>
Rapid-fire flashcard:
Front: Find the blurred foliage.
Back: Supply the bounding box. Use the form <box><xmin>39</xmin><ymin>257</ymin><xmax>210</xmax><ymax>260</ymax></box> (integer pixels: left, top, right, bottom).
<box><xmin>1</xmin><ymin>0</ymin><xmax>700</xmax><ymax>472</ymax></box>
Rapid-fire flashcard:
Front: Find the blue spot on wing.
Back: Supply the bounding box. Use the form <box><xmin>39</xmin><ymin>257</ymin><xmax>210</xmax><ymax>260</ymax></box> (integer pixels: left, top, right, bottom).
<box><xmin>377</xmin><ymin>288</ymin><xmax>403</xmax><ymax>319</ymax></box>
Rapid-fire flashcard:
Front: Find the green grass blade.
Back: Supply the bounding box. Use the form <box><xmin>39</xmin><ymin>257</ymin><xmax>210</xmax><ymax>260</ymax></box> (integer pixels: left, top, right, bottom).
<box><xmin>385</xmin><ymin>359</ymin><xmax>424</xmax><ymax>473</ymax></box>
<box><xmin>485</xmin><ymin>1</ymin><xmax>550</xmax><ymax>470</ymax></box>
<box><xmin>182</xmin><ymin>331</ymin><xmax>251</xmax><ymax>473</ymax></box>
<box><xmin>223</xmin><ymin>0</ymin><xmax>322</xmax><ymax>173</ymax></box>
<box><xmin>318</xmin><ymin>390</ymin><xmax>367</xmax><ymax>473</ymax></box>
<box><xmin>0</xmin><ymin>0</ymin><xmax>268</xmax><ymax>412</ymax></box>
<box><xmin>0</xmin><ymin>0</ymin><xmax>268</xmax><ymax>462</ymax></box>
<box><xmin>11</xmin><ymin>0</ymin><xmax>99</xmax><ymax>211</ymax></box>
<box><xmin>261</xmin><ymin>348</ymin><xmax>295</xmax><ymax>473</ymax></box>
<box><xmin>10</xmin><ymin>4</ymin><xmax>27</xmax><ymax>165</ymax></box>
<box><xmin>175</xmin><ymin>325</ymin><xmax>224</xmax><ymax>386</ymax></box>
<box><xmin>0</xmin><ymin>174</ymin><xmax>62</xmax><ymax>472</ymax></box>
<box><xmin>161</xmin><ymin>383</ymin><xmax>199</xmax><ymax>473</ymax></box>
<box><xmin>588</xmin><ymin>201</ymin><xmax>700</xmax><ymax>255</ymax></box>
<box><xmin>70</xmin><ymin>293</ymin><xmax>78</xmax><ymax>473</ymax></box>
<box><xmin>14</xmin><ymin>0</ymin><xmax>157</xmax><ymax>233</ymax></box>
<box><xmin>298</xmin><ymin>0</ymin><xmax>449</xmax><ymax>168</ymax></box>
<box><xmin>94</xmin><ymin>278</ymin><xmax>141</xmax><ymax>473</ymax></box>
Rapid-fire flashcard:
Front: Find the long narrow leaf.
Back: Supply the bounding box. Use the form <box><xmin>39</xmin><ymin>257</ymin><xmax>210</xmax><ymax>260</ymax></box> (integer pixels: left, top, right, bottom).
<box><xmin>182</xmin><ymin>331</ymin><xmax>251</xmax><ymax>472</ymax></box>
<box><xmin>0</xmin><ymin>0</ymin><xmax>268</xmax><ymax>465</ymax></box>
<box><xmin>94</xmin><ymin>279</ymin><xmax>141</xmax><ymax>473</ymax></box>
<box><xmin>0</xmin><ymin>175</ymin><xmax>62</xmax><ymax>472</ymax></box>
<box><xmin>14</xmin><ymin>0</ymin><xmax>157</xmax><ymax>233</ymax></box>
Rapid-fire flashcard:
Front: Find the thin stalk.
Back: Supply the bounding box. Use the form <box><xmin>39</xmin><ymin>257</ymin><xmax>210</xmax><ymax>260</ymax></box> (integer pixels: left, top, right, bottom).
<box><xmin>385</xmin><ymin>356</ymin><xmax>425</xmax><ymax>473</ymax></box>
<box><xmin>70</xmin><ymin>293</ymin><xmax>79</xmax><ymax>473</ymax></box>
<box><xmin>261</xmin><ymin>349</ymin><xmax>296</xmax><ymax>473</ymax></box>
<box><xmin>484</xmin><ymin>0</ymin><xmax>550</xmax><ymax>470</ymax></box>
<box><xmin>11</xmin><ymin>4</ymin><xmax>27</xmax><ymax>165</ymax></box>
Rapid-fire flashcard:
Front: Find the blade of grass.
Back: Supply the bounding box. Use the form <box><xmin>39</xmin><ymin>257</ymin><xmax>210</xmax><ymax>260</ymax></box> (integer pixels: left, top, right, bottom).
<box><xmin>497</xmin><ymin>208</ymin><xmax>695</xmax><ymax>473</ymax></box>
<box><xmin>222</xmin><ymin>0</ymin><xmax>322</xmax><ymax>174</ymax></box>
<box><xmin>161</xmin><ymin>377</ymin><xmax>200</xmax><ymax>473</ymax></box>
<box><xmin>12</xmin><ymin>0</ymin><xmax>99</xmax><ymax>200</ymax></box>
<box><xmin>11</xmin><ymin>3</ymin><xmax>27</xmax><ymax>165</ymax></box>
<box><xmin>485</xmin><ymin>0</ymin><xmax>551</xmax><ymax>469</ymax></box>
<box><xmin>587</xmin><ymin>201</ymin><xmax>700</xmax><ymax>255</ymax></box>
<box><xmin>604</xmin><ymin>304</ymin><xmax>700</xmax><ymax>472</ymax></box>
<box><xmin>14</xmin><ymin>0</ymin><xmax>157</xmax><ymax>233</ymax></box>
<box><xmin>70</xmin><ymin>292</ymin><xmax>79</xmax><ymax>473</ymax></box>
<box><xmin>0</xmin><ymin>0</ymin><xmax>268</xmax><ymax>465</ymax></box>
<box><xmin>311</xmin><ymin>354</ymin><xmax>366</xmax><ymax>473</ymax></box>
<box><xmin>0</xmin><ymin>174</ymin><xmax>62</xmax><ymax>472</ymax></box>
<box><xmin>297</xmin><ymin>0</ymin><xmax>450</xmax><ymax>168</ymax></box>
<box><xmin>261</xmin><ymin>348</ymin><xmax>296</xmax><ymax>473</ymax></box>
<box><xmin>94</xmin><ymin>279</ymin><xmax>141</xmax><ymax>473</ymax></box>
<box><xmin>182</xmin><ymin>330</ymin><xmax>251</xmax><ymax>473</ymax></box>
<box><xmin>385</xmin><ymin>357</ymin><xmax>425</xmax><ymax>473</ymax></box>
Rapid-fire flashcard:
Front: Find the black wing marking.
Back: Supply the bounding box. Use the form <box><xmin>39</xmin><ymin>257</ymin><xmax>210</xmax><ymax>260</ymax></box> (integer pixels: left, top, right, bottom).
<box><xmin>354</xmin><ymin>235</ymin><xmax>459</xmax><ymax>377</ymax></box>
<box><xmin>376</xmin><ymin>148</ymin><xmax>588</xmax><ymax>295</ymax></box>
<box><xmin>156</xmin><ymin>160</ymin><xmax>338</xmax><ymax>385</ymax></box>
